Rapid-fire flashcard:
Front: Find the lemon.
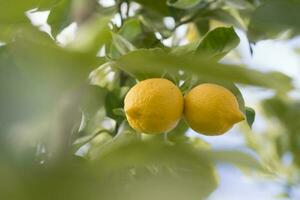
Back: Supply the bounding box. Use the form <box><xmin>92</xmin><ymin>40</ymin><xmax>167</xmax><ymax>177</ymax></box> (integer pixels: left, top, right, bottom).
<box><xmin>124</xmin><ymin>78</ymin><xmax>184</xmax><ymax>134</ymax></box>
<box><xmin>184</xmin><ymin>83</ymin><xmax>245</xmax><ymax>136</ymax></box>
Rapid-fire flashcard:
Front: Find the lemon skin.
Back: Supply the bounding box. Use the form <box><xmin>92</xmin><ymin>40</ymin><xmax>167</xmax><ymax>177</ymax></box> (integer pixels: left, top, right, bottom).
<box><xmin>184</xmin><ymin>83</ymin><xmax>245</xmax><ymax>136</ymax></box>
<box><xmin>124</xmin><ymin>78</ymin><xmax>184</xmax><ymax>134</ymax></box>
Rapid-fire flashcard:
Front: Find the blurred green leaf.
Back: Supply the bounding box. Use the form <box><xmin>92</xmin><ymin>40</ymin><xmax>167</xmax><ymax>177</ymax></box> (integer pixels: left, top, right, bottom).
<box><xmin>168</xmin><ymin>119</ymin><xmax>189</xmax><ymax>141</ymax></box>
<box><xmin>111</xmin><ymin>32</ymin><xmax>137</xmax><ymax>55</ymax></box>
<box><xmin>195</xmin><ymin>19</ymin><xmax>210</xmax><ymax>36</ymax></box>
<box><xmin>68</xmin><ymin>15</ymin><xmax>111</xmax><ymax>54</ymax></box>
<box><xmin>170</xmin><ymin>40</ymin><xmax>200</xmax><ymax>55</ymax></box>
<box><xmin>206</xmin><ymin>150</ymin><xmax>264</xmax><ymax>172</ymax></box>
<box><xmin>105</xmin><ymin>87</ymin><xmax>128</xmax><ymax>126</ymax></box>
<box><xmin>248</xmin><ymin>0</ymin><xmax>300</xmax><ymax>41</ymax></box>
<box><xmin>119</xmin><ymin>18</ymin><xmax>142</xmax><ymax>40</ymax></box>
<box><xmin>114</xmin><ymin>49</ymin><xmax>292</xmax><ymax>91</ymax></box>
<box><xmin>113</xmin><ymin>108</ymin><xmax>126</xmax><ymax>117</ymax></box>
<box><xmin>90</xmin><ymin>61</ymin><xmax>120</xmax><ymax>90</ymax></box>
<box><xmin>73</xmin><ymin>129</ymin><xmax>110</xmax><ymax>151</ymax></box>
<box><xmin>206</xmin><ymin>9</ymin><xmax>246</xmax><ymax>30</ymax></box>
<box><xmin>38</xmin><ymin>0</ymin><xmax>64</xmax><ymax>10</ymax></box>
<box><xmin>0</xmin><ymin>1</ymin><xmax>37</xmax><ymax>24</ymax></box>
<box><xmin>245</xmin><ymin>106</ymin><xmax>255</xmax><ymax>128</ymax></box>
<box><xmin>140</xmin><ymin>9</ymin><xmax>172</xmax><ymax>38</ymax></box>
<box><xmin>196</xmin><ymin>26</ymin><xmax>240</xmax><ymax>60</ymax></box>
<box><xmin>95</xmin><ymin>139</ymin><xmax>218</xmax><ymax>200</ymax></box>
<box><xmin>171</xmin><ymin>27</ymin><xmax>240</xmax><ymax>61</ymax></box>
<box><xmin>167</xmin><ymin>0</ymin><xmax>204</xmax><ymax>9</ymax></box>
<box><xmin>224</xmin><ymin>0</ymin><xmax>253</xmax><ymax>9</ymax></box>
<box><xmin>132</xmin><ymin>0</ymin><xmax>170</xmax><ymax>15</ymax></box>
<box><xmin>47</xmin><ymin>0</ymin><xmax>72</xmax><ymax>37</ymax></box>
<box><xmin>0</xmin><ymin>26</ymin><xmax>102</xmax><ymax>156</ymax></box>
<box><xmin>117</xmin><ymin>18</ymin><xmax>160</xmax><ymax>49</ymax></box>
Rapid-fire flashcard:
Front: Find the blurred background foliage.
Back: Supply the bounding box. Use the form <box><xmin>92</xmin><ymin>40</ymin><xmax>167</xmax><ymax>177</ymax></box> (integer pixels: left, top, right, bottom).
<box><xmin>0</xmin><ymin>0</ymin><xmax>300</xmax><ymax>199</ymax></box>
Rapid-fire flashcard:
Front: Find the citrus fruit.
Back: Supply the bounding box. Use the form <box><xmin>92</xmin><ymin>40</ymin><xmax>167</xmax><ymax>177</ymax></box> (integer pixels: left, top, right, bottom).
<box><xmin>184</xmin><ymin>83</ymin><xmax>245</xmax><ymax>135</ymax></box>
<box><xmin>124</xmin><ymin>78</ymin><xmax>184</xmax><ymax>134</ymax></box>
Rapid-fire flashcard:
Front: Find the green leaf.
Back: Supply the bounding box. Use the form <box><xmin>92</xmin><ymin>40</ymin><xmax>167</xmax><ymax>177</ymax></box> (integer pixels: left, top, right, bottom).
<box><xmin>111</xmin><ymin>33</ymin><xmax>137</xmax><ymax>55</ymax></box>
<box><xmin>195</xmin><ymin>19</ymin><xmax>210</xmax><ymax>36</ymax></box>
<box><xmin>248</xmin><ymin>0</ymin><xmax>300</xmax><ymax>41</ymax></box>
<box><xmin>47</xmin><ymin>0</ymin><xmax>72</xmax><ymax>37</ymax></box>
<box><xmin>206</xmin><ymin>150</ymin><xmax>265</xmax><ymax>172</ymax></box>
<box><xmin>170</xmin><ymin>40</ymin><xmax>200</xmax><ymax>55</ymax></box>
<box><xmin>196</xmin><ymin>27</ymin><xmax>240</xmax><ymax>60</ymax></box>
<box><xmin>113</xmin><ymin>48</ymin><xmax>167</xmax><ymax>80</ymax></box>
<box><xmin>167</xmin><ymin>0</ymin><xmax>204</xmax><ymax>9</ymax></box>
<box><xmin>118</xmin><ymin>18</ymin><xmax>143</xmax><ymax>41</ymax></box>
<box><xmin>168</xmin><ymin>119</ymin><xmax>189</xmax><ymax>141</ymax></box>
<box><xmin>0</xmin><ymin>1</ymin><xmax>37</xmax><ymax>24</ymax></box>
<box><xmin>245</xmin><ymin>106</ymin><xmax>255</xmax><ymax>128</ymax></box>
<box><xmin>38</xmin><ymin>0</ymin><xmax>64</xmax><ymax>10</ymax></box>
<box><xmin>205</xmin><ymin>9</ymin><xmax>246</xmax><ymax>30</ymax></box>
<box><xmin>224</xmin><ymin>0</ymin><xmax>254</xmax><ymax>9</ymax></box>
<box><xmin>68</xmin><ymin>15</ymin><xmax>111</xmax><ymax>54</ymax></box>
<box><xmin>226</xmin><ymin>83</ymin><xmax>245</xmax><ymax>113</ymax></box>
<box><xmin>89</xmin><ymin>61</ymin><xmax>120</xmax><ymax>91</ymax></box>
<box><xmin>94</xmin><ymin>140</ymin><xmax>218</xmax><ymax>200</ymax></box>
<box><xmin>139</xmin><ymin>9</ymin><xmax>172</xmax><ymax>38</ymax></box>
<box><xmin>132</xmin><ymin>0</ymin><xmax>170</xmax><ymax>15</ymax></box>
<box><xmin>113</xmin><ymin>108</ymin><xmax>125</xmax><ymax>117</ymax></box>
<box><xmin>118</xmin><ymin>18</ymin><xmax>159</xmax><ymax>49</ymax></box>
<box><xmin>0</xmin><ymin>23</ymin><xmax>31</xmax><ymax>42</ymax></box>
<box><xmin>105</xmin><ymin>87</ymin><xmax>128</xmax><ymax>125</ymax></box>
<box><xmin>0</xmin><ymin>27</ymin><xmax>100</xmax><ymax>141</ymax></box>
<box><xmin>113</xmin><ymin>49</ymin><xmax>292</xmax><ymax>92</ymax></box>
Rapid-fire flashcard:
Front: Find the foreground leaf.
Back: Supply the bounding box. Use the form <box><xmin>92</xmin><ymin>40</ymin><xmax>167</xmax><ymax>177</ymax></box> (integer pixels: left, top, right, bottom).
<box><xmin>248</xmin><ymin>0</ymin><xmax>300</xmax><ymax>41</ymax></box>
<box><xmin>113</xmin><ymin>49</ymin><xmax>293</xmax><ymax>92</ymax></box>
<box><xmin>47</xmin><ymin>0</ymin><xmax>72</xmax><ymax>37</ymax></box>
<box><xmin>196</xmin><ymin>27</ymin><xmax>240</xmax><ymax>60</ymax></box>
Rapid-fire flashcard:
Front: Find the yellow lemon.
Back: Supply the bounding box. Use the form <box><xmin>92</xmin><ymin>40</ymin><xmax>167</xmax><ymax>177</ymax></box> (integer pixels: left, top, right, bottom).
<box><xmin>124</xmin><ymin>78</ymin><xmax>184</xmax><ymax>134</ymax></box>
<box><xmin>184</xmin><ymin>83</ymin><xmax>245</xmax><ymax>136</ymax></box>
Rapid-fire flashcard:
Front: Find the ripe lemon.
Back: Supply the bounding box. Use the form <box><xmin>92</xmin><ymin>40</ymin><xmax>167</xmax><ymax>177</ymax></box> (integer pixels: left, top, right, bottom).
<box><xmin>124</xmin><ymin>78</ymin><xmax>184</xmax><ymax>134</ymax></box>
<box><xmin>184</xmin><ymin>83</ymin><xmax>245</xmax><ymax>136</ymax></box>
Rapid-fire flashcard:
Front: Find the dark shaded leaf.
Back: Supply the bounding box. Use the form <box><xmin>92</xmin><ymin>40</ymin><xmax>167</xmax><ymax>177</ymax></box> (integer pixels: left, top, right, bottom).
<box><xmin>248</xmin><ymin>0</ymin><xmax>300</xmax><ymax>41</ymax></box>
<box><xmin>68</xmin><ymin>15</ymin><xmax>111</xmax><ymax>54</ymax></box>
<box><xmin>245</xmin><ymin>106</ymin><xmax>255</xmax><ymax>128</ymax></box>
<box><xmin>47</xmin><ymin>0</ymin><xmax>72</xmax><ymax>37</ymax></box>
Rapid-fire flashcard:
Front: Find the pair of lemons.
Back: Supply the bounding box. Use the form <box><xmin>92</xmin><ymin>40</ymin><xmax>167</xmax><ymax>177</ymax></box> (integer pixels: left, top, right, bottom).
<box><xmin>124</xmin><ymin>78</ymin><xmax>245</xmax><ymax>136</ymax></box>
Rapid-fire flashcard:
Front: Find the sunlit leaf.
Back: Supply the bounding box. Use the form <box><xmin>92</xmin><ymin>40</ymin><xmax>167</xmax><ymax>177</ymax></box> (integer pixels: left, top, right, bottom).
<box><xmin>113</xmin><ymin>49</ymin><xmax>292</xmax><ymax>92</ymax></box>
<box><xmin>196</xmin><ymin>26</ymin><xmax>240</xmax><ymax>60</ymax></box>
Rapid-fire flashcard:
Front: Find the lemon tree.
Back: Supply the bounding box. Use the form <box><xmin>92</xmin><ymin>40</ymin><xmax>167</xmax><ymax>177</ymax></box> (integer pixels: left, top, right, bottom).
<box><xmin>0</xmin><ymin>0</ymin><xmax>300</xmax><ymax>199</ymax></box>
